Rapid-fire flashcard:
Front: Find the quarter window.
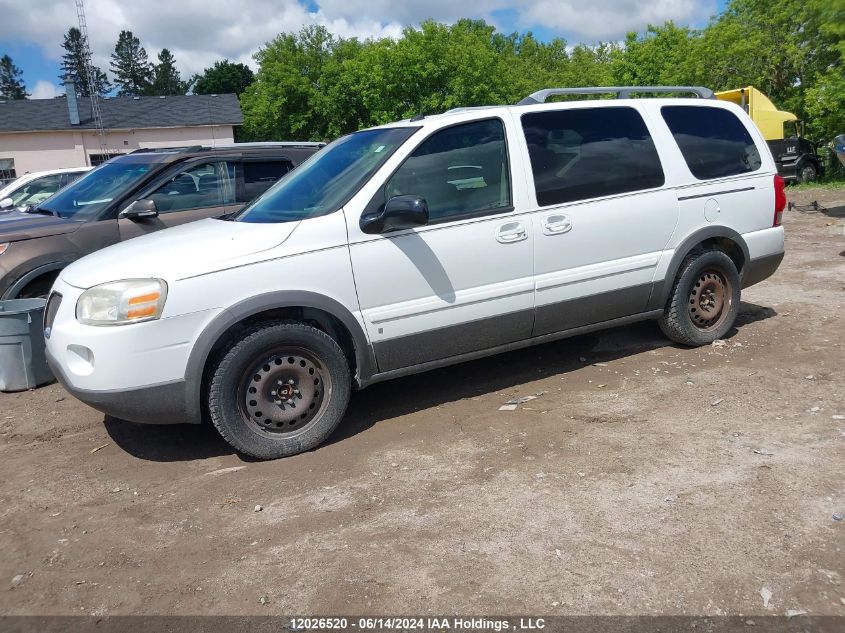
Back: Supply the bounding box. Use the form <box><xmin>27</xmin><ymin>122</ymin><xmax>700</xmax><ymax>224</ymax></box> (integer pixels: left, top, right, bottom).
<box><xmin>385</xmin><ymin>119</ymin><xmax>511</xmax><ymax>223</ymax></box>
<box><xmin>521</xmin><ymin>107</ymin><xmax>664</xmax><ymax>206</ymax></box>
<box><xmin>661</xmin><ymin>105</ymin><xmax>762</xmax><ymax>180</ymax></box>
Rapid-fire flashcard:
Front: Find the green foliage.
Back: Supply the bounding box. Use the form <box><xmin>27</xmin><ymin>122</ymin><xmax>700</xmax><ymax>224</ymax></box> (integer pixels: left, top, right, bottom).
<box><xmin>236</xmin><ymin>0</ymin><xmax>845</xmax><ymax>145</ymax></box>
<box><xmin>0</xmin><ymin>55</ymin><xmax>28</xmax><ymax>99</ymax></box>
<box><xmin>59</xmin><ymin>27</ymin><xmax>110</xmax><ymax>97</ymax></box>
<box><xmin>802</xmin><ymin>0</ymin><xmax>845</xmax><ymax>144</ymax></box>
<box><xmin>240</xmin><ymin>20</ymin><xmax>618</xmax><ymax>141</ymax></box>
<box><xmin>110</xmin><ymin>30</ymin><xmax>153</xmax><ymax>96</ymax></box>
<box><xmin>612</xmin><ymin>23</ymin><xmax>699</xmax><ymax>86</ymax></box>
<box><xmin>146</xmin><ymin>49</ymin><xmax>189</xmax><ymax>96</ymax></box>
<box><xmin>192</xmin><ymin>60</ymin><xmax>255</xmax><ymax>96</ymax></box>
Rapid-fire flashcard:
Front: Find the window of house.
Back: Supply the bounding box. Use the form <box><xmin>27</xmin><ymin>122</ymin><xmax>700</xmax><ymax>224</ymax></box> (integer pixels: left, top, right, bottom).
<box><xmin>0</xmin><ymin>158</ymin><xmax>16</xmax><ymax>187</ymax></box>
<box><xmin>661</xmin><ymin>105</ymin><xmax>762</xmax><ymax>180</ymax></box>
<box><xmin>384</xmin><ymin>119</ymin><xmax>511</xmax><ymax>223</ymax></box>
<box><xmin>521</xmin><ymin>106</ymin><xmax>665</xmax><ymax>206</ymax></box>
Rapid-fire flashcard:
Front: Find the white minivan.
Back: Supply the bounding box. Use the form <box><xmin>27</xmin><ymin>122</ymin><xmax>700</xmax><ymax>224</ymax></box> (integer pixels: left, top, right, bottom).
<box><xmin>43</xmin><ymin>86</ymin><xmax>786</xmax><ymax>459</ymax></box>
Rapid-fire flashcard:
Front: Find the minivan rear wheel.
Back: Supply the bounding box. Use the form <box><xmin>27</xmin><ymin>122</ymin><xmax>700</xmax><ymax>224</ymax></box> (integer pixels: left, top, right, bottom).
<box><xmin>659</xmin><ymin>250</ymin><xmax>741</xmax><ymax>346</ymax></box>
<box><xmin>207</xmin><ymin>320</ymin><xmax>351</xmax><ymax>459</ymax></box>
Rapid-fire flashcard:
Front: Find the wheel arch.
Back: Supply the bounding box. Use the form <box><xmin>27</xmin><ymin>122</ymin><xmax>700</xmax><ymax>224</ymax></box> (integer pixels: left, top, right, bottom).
<box><xmin>1</xmin><ymin>261</ymin><xmax>68</xmax><ymax>299</ymax></box>
<box><xmin>648</xmin><ymin>226</ymin><xmax>749</xmax><ymax>311</ymax></box>
<box><xmin>184</xmin><ymin>291</ymin><xmax>376</xmax><ymax>423</ymax></box>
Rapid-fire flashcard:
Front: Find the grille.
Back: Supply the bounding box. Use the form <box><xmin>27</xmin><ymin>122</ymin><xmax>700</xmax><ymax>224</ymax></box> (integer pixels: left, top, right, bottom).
<box><xmin>43</xmin><ymin>292</ymin><xmax>62</xmax><ymax>338</ymax></box>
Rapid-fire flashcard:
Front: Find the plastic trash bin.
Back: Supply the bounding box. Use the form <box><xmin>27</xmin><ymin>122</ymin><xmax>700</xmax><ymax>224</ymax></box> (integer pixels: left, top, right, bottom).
<box><xmin>0</xmin><ymin>298</ymin><xmax>54</xmax><ymax>392</ymax></box>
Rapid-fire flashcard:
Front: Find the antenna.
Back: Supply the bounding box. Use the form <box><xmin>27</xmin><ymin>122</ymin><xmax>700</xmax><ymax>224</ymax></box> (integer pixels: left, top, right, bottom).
<box><xmin>74</xmin><ymin>0</ymin><xmax>111</xmax><ymax>161</ymax></box>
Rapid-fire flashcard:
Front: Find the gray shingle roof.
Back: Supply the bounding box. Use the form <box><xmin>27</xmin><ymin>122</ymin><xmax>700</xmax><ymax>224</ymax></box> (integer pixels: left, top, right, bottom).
<box><xmin>0</xmin><ymin>93</ymin><xmax>243</xmax><ymax>132</ymax></box>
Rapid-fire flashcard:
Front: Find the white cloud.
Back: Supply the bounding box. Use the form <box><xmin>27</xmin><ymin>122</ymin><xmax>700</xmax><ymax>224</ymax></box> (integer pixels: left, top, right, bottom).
<box><xmin>0</xmin><ymin>0</ymin><xmax>717</xmax><ymax>82</ymax></box>
<box><xmin>30</xmin><ymin>80</ymin><xmax>64</xmax><ymax>99</ymax></box>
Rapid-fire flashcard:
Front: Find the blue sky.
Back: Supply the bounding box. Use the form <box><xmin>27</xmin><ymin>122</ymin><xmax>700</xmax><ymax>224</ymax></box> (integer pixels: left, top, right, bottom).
<box><xmin>0</xmin><ymin>0</ymin><xmax>730</xmax><ymax>99</ymax></box>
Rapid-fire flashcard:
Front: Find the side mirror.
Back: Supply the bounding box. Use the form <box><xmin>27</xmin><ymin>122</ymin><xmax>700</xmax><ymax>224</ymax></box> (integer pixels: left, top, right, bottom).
<box><xmin>122</xmin><ymin>199</ymin><xmax>158</xmax><ymax>220</ymax></box>
<box><xmin>0</xmin><ymin>198</ymin><xmax>13</xmax><ymax>210</ymax></box>
<box><xmin>360</xmin><ymin>195</ymin><xmax>429</xmax><ymax>234</ymax></box>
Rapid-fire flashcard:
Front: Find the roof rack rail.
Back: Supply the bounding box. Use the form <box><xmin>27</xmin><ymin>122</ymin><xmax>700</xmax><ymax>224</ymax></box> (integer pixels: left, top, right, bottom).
<box><xmin>208</xmin><ymin>141</ymin><xmax>327</xmax><ymax>149</ymax></box>
<box><xmin>517</xmin><ymin>86</ymin><xmax>715</xmax><ymax>105</ymax></box>
<box><xmin>129</xmin><ymin>146</ymin><xmax>202</xmax><ymax>154</ymax></box>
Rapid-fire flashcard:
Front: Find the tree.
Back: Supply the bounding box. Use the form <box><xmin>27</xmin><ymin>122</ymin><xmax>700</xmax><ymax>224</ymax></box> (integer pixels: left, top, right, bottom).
<box><xmin>59</xmin><ymin>27</ymin><xmax>110</xmax><ymax>96</ymax></box>
<box><xmin>146</xmin><ymin>48</ymin><xmax>188</xmax><ymax>95</ymax></box>
<box><xmin>0</xmin><ymin>55</ymin><xmax>28</xmax><ymax>99</ymax></box>
<box><xmin>192</xmin><ymin>60</ymin><xmax>255</xmax><ymax>96</ymax></box>
<box><xmin>612</xmin><ymin>23</ymin><xmax>699</xmax><ymax>86</ymax></box>
<box><xmin>110</xmin><ymin>30</ymin><xmax>152</xmax><ymax>96</ymax></box>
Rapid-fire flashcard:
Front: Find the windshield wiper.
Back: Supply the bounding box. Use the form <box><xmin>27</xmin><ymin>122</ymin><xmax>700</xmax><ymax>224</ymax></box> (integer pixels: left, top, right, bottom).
<box><xmin>23</xmin><ymin>205</ymin><xmax>61</xmax><ymax>218</ymax></box>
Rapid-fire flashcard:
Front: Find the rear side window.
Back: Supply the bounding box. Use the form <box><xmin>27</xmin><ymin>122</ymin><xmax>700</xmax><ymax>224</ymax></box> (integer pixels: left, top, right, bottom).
<box><xmin>521</xmin><ymin>107</ymin><xmax>664</xmax><ymax>206</ymax></box>
<box><xmin>661</xmin><ymin>105</ymin><xmax>762</xmax><ymax>180</ymax></box>
<box><xmin>238</xmin><ymin>160</ymin><xmax>293</xmax><ymax>203</ymax></box>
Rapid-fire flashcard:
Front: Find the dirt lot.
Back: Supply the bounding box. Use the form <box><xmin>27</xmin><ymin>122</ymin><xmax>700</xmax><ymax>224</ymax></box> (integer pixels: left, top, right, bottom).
<box><xmin>1</xmin><ymin>187</ymin><xmax>844</xmax><ymax>617</ymax></box>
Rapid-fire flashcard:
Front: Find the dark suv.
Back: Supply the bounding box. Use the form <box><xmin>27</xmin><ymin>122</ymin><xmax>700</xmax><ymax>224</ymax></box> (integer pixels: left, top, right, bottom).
<box><xmin>0</xmin><ymin>142</ymin><xmax>323</xmax><ymax>298</ymax></box>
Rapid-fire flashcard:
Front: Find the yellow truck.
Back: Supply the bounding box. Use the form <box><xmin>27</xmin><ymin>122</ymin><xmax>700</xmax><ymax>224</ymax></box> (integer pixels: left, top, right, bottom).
<box><xmin>716</xmin><ymin>86</ymin><xmax>822</xmax><ymax>183</ymax></box>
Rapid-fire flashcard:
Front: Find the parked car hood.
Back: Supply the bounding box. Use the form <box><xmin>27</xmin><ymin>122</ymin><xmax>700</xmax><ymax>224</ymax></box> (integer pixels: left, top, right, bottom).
<box><xmin>0</xmin><ymin>210</ymin><xmax>83</xmax><ymax>241</ymax></box>
<box><xmin>60</xmin><ymin>218</ymin><xmax>300</xmax><ymax>288</ymax></box>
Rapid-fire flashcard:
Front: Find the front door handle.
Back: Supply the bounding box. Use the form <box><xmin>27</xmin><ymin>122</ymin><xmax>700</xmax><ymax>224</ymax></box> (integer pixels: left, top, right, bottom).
<box><xmin>543</xmin><ymin>214</ymin><xmax>572</xmax><ymax>235</ymax></box>
<box><xmin>496</xmin><ymin>221</ymin><xmax>528</xmax><ymax>244</ymax></box>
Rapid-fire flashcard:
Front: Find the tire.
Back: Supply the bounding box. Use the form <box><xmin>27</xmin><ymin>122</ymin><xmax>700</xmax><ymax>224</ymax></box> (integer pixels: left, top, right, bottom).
<box><xmin>796</xmin><ymin>161</ymin><xmax>818</xmax><ymax>184</ymax></box>
<box><xmin>207</xmin><ymin>320</ymin><xmax>351</xmax><ymax>459</ymax></box>
<box><xmin>659</xmin><ymin>250</ymin><xmax>741</xmax><ymax>346</ymax></box>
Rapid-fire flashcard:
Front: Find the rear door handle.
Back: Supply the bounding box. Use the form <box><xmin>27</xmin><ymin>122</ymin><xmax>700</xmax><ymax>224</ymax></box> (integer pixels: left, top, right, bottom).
<box><xmin>496</xmin><ymin>221</ymin><xmax>528</xmax><ymax>244</ymax></box>
<box><xmin>543</xmin><ymin>214</ymin><xmax>572</xmax><ymax>235</ymax></box>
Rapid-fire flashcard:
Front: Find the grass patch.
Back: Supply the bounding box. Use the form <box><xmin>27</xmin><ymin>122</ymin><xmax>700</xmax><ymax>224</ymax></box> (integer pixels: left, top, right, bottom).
<box><xmin>788</xmin><ymin>179</ymin><xmax>845</xmax><ymax>192</ymax></box>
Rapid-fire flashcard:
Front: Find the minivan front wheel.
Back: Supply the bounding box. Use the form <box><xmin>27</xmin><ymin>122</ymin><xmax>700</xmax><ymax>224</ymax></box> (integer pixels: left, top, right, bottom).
<box><xmin>659</xmin><ymin>250</ymin><xmax>741</xmax><ymax>346</ymax></box>
<box><xmin>207</xmin><ymin>321</ymin><xmax>351</xmax><ymax>459</ymax></box>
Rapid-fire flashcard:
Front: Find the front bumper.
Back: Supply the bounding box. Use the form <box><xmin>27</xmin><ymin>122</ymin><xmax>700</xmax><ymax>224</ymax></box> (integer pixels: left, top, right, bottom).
<box><xmin>47</xmin><ymin>346</ymin><xmax>193</xmax><ymax>424</ymax></box>
<box><xmin>44</xmin><ymin>277</ymin><xmax>221</xmax><ymax>424</ymax></box>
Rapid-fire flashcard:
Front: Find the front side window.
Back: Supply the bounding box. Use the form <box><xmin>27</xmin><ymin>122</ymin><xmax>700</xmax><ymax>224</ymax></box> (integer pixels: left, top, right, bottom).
<box><xmin>236</xmin><ymin>127</ymin><xmax>418</xmax><ymax>224</ymax></box>
<box><xmin>384</xmin><ymin>119</ymin><xmax>511</xmax><ymax>223</ymax></box>
<box><xmin>146</xmin><ymin>161</ymin><xmax>235</xmax><ymax>213</ymax></box>
<box><xmin>661</xmin><ymin>105</ymin><xmax>762</xmax><ymax>180</ymax></box>
<box><xmin>521</xmin><ymin>106</ymin><xmax>665</xmax><ymax>207</ymax></box>
<box><xmin>10</xmin><ymin>174</ymin><xmax>64</xmax><ymax>208</ymax></box>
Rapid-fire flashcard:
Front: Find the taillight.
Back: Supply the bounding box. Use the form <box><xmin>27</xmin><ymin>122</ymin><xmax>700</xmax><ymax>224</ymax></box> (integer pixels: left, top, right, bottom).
<box><xmin>773</xmin><ymin>174</ymin><xmax>786</xmax><ymax>226</ymax></box>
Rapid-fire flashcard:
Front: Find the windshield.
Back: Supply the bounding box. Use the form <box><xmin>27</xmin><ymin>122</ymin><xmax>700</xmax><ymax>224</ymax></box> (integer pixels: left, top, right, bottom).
<box><xmin>40</xmin><ymin>160</ymin><xmax>155</xmax><ymax>219</ymax></box>
<box><xmin>8</xmin><ymin>174</ymin><xmax>65</xmax><ymax>209</ymax></box>
<box><xmin>235</xmin><ymin>127</ymin><xmax>418</xmax><ymax>224</ymax></box>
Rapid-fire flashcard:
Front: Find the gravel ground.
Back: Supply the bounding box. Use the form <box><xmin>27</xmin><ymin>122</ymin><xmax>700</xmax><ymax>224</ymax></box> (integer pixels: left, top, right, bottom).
<box><xmin>1</xmin><ymin>186</ymin><xmax>844</xmax><ymax>617</ymax></box>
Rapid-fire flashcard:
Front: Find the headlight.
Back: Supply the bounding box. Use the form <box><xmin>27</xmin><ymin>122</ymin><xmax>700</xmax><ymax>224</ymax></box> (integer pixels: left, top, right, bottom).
<box><xmin>0</xmin><ymin>243</ymin><xmax>9</xmax><ymax>255</ymax></box>
<box><xmin>76</xmin><ymin>279</ymin><xmax>168</xmax><ymax>326</ymax></box>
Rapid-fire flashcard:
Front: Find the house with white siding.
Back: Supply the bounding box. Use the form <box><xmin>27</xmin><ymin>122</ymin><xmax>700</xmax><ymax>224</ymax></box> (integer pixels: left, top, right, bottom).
<box><xmin>0</xmin><ymin>85</ymin><xmax>243</xmax><ymax>183</ymax></box>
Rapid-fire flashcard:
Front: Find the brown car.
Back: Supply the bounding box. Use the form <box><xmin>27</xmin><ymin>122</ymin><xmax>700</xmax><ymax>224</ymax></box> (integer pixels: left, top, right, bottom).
<box><xmin>0</xmin><ymin>142</ymin><xmax>323</xmax><ymax>299</ymax></box>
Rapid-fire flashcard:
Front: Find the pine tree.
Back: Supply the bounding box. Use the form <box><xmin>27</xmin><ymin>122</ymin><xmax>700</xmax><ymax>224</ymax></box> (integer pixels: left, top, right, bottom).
<box><xmin>59</xmin><ymin>27</ymin><xmax>110</xmax><ymax>97</ymax></box>
<box><xmin>0</xmin><ymin>55</ymin><xmax>28</xmax><ymax>99</ymax></box>
<box><xmin>146</xmin><ymin>49</ymin><xmax>188</xmax><ymax>95</ymax></box>
<box><xmin>110</xmin><ymin>30</ymin><xmax>152</xmax><ymax>96</ymax></box>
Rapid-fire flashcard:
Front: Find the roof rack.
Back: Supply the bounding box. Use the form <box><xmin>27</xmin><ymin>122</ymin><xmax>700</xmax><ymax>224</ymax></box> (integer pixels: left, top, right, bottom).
<box><xmin>129</xmin><ymin>142</ymin><xmax>326</xmax><ymax>155</ymax></box>
<box><xmin>210</xmin><ymin>141</ymin><xmax>327</xmax><ymax>149</ymax></box>
<box><xmin>517</xmin><ymin>86</ymin><xmax>715</xmax><ymax>105</ymax></box>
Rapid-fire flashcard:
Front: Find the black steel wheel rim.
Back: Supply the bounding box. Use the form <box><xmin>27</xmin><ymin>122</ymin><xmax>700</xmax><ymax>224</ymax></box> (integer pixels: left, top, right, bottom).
<box><xmin>688</xmin><ymin>267</ymin><xmax>733</xmax><ymax>331</ymax></box>
<box><xmin>238</xmin><ymin>347</ymin><xmax>331</xmax><ymax>436</ymax></box>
